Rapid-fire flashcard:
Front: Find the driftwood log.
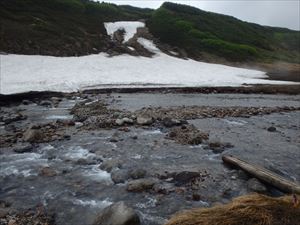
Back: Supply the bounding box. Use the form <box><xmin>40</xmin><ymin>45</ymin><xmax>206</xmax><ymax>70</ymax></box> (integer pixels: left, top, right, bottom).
<box><xmin>222</xmin><ymin>155</ymin><xmax>300</xmax><ymax>194</ymax></box>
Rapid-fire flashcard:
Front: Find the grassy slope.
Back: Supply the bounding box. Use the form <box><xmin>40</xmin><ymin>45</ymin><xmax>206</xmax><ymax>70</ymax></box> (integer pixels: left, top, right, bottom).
<box><xmin>0</xmin><ymin>0</ymin><xmax>152</xmax><ymax>56</ymax></box>
<box><xmin>147</xmin><ymin>2</ymin><xmax>300</xmax><ymax>63</ymax></box>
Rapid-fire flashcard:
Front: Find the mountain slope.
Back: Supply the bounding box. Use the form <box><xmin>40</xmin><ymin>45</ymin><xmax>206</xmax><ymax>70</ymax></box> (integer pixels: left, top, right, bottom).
<box><xmin>0</xmin><ymin>0</ymin><xmax>152</xmax><ymax>56</ymax></box>
<box><xmin>147</xmin><ymin>2</ymin><xmax>300</xmax><ymax>63</ymax></box>
<box><xmin>0</xmin><ymin>0</ymin><xmax>299</xmax><ymax>64</ymax></box>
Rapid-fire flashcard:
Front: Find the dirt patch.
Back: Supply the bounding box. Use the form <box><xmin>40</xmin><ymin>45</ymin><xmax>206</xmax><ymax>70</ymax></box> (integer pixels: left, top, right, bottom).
<box><xmin>165</xmin><ymin>194</ymin><xmax>300</xmax><ymax>225</ymax></box>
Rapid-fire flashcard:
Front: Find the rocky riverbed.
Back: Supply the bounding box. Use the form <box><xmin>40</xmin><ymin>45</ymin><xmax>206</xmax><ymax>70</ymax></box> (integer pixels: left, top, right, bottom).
<box><xmin>0</xmin><ymin>92</ymin><xmax>300</xmax><ymax>225</ymax></box>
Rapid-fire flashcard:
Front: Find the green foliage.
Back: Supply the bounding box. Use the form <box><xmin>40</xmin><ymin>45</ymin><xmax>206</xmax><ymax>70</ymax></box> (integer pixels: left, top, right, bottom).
<box><xmin>148</xmin><ymin>2</ymin><xmax>300</xmax><ymax>62</ymax></box>
<box><xmin>200</xmin><ymin>39</ymin><xmax>258</xmax><ymax>60</ymax></box>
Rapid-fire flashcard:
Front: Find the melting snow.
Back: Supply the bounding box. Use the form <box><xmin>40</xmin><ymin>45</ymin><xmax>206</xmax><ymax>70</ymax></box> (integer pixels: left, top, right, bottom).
<box><xmin>137</xmin><ymin>38</ymin><xmax>161</xmax><ymax>54</ymax></box>
<box><xmin>104</xmin><ymin>21</ymin><xmax>144</xmax><ymax>43</ymax></box>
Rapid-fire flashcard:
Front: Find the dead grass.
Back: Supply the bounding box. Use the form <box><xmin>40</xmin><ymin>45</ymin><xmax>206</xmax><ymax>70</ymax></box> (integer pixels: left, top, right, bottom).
<box><xmin>165</xmin><ymin>194</ymin><xmax>300</xmax><ymax>225</ymax></box>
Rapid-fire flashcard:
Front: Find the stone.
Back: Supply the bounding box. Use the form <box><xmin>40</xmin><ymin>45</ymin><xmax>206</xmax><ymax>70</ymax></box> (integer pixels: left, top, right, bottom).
<box><xmin>173</xmin><ymin>171</ymin><xmax>200</xmax><ymax>186</ymax></box>
<box><xmin>111</xmin><ymin>169</ymin><xmax>130</xmax><ymax>184</ymax></box>
<box><xmin>162</xmin><ymin>117</ymin><xmax>181</xmax><ymax>127</ymax></box>
<box><xmin>136</xmin><ymin>116</ymin><xmax>153</xmax><ymax>125</ymax></box>
<box><xmin>115</xmin><ymin>119</ymin><xmax>124</xmax><ymax>126</ymax></box>
<box><xmin>109</xmin><ymin>138</ymin><xmax>119</xmax><ymax>143</ymax></box>
<box><xmin>39</xmin><ymin>100</ymin><xmax>52</xmax><ymax>107</ymax></box>
<box><xmin>122</xmin><ymin>118</ymin><xmax>134</xmax><ymax>124</ymax></box>
<box><xmin>39</xmin><ymin>167</ymin><xmax>57</xmax><ymax>177</ymax></box>
<box><xmin>8</xmin><ymin>220</ymin><xmax>16</xmax><ymax>225</ymax></box>
<box><xmin>22</xmin><ymin>99</ymin><xmax>32</xmax><ymax>105</ymax></box>
<box><xmin>192</xmin><ymin>193</ymin><xmax>201</xmax><ymax>201</ymax></box>
<box><xmin>247</xmin><ymin>178</ymin><xmax>267</xmax><ymax>193</ymax></box>
<box><xmin>267</xmin><ymin>126</ymin><xmax>277</xmax><ymax>132</ymax></box>
<box><xmin>129</xmin><ymin>168</ymin><xmax>147</xmax><ymax>179</ymax></box>
<box><xmin>13</xmin><ymin>143</ymin><xmax>33</xmax><ymax>153</ymax></box>
<box><xmin>100</xmin><ymin>159</ymin><xmax>122</xmax><ymax>172</ymax></box>
<box><xmin>23</xmin><ymin>127</ymin><xmax>44</xmax><ymax>143</ymax></box>
<box><xmin>127</xmin><ymin>178</ymin><xmax>158</xmax><ymax>192</ymax></box>
<box><xmin>153</xmin><ymin>182</ymin><xmax>175</xmax><ymax>194</ymax></box>
<box><xmin>93</xmin><ymin>201</ymin><xmax>140</xmax><ymax>225</ymax></box>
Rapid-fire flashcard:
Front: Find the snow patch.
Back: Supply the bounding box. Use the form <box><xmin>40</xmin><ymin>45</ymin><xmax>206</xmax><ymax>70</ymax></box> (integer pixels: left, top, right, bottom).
<box><xmin>1</xmin><ymin>39</ymin><xmax>298</xmax><ymax>94</ymax></box>
<box><xmin>137</xmin><ymin>38</ymin><xmax>161</xmax><ymax>54</ymax></box>
<box><xmin>104</xmin><ymin>21</ymin><xmax>144</xmax><ymax>43</ymax></box>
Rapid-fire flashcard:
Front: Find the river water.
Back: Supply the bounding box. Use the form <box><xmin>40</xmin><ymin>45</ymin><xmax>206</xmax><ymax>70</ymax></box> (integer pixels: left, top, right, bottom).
<box><xmin>0</xmin><ymin>93</ymin><xmax>299</xmax><ymax>225</ymax></box>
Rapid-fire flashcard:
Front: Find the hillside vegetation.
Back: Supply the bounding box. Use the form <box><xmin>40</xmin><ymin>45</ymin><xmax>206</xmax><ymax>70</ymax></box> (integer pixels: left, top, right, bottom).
<box><xmin>0</xmin><ymin>0</ymin><xmax>299</xmax><ymax>63</ymax></box>
<box><xmin>0</xmin><ymin>0</ymin><xmax>152</xmax><ymax>56</ymax></box>
<box><xmin>147</xmin><ymin>2</ymin><xmax>300</xmax><ymax>63</ymax></box>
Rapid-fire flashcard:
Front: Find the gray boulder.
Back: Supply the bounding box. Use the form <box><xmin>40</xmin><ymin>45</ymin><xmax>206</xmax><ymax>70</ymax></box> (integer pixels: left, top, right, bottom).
<box><xmin>13</xmin><ymin>143</ymin><xmax>33</xmax><ymax>153</ymax></box>
<box><xmin>100</xmin><ymin>159</ymin><xmax>122</xmax><ymax>172</ymax></box>
<box><xmin>136</xmin><ymin>116</ymin><xmax>153</xmax><ymax>125</ymax></box>
<box><xmin>247</xmin><ymin>178</ymin><xmax>268</xmax><ymax>193</ymax></box>
<box><xmin>111</xmin><ymin>169</ymin><xmax>130</xmax><ymax>184</ymax></box>
<box><xmin>127</xmin><ymin>178</ymin><xmax>158</xmax><ymax>192</ymax></box>
<box><xmin>23</xmin><ymin>127</ymin><xmax>44</xmax><ymax>143</ymax></box>
<box><xmin>93</xmin><ymin>201</ymin><xmax>140</xmax><ymax>225</ymax></box>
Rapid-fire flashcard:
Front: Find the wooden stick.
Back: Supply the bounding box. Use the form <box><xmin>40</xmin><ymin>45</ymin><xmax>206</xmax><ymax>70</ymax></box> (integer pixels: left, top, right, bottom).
<box><xmin>222</xmin><ymin>155</ymin><xmax>300</xmax><ymax>194</ymax></box>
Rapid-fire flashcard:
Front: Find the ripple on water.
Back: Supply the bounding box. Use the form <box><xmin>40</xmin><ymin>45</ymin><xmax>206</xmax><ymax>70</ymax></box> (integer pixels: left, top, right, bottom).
<box><xmin>82</xmin><ymin>165</ymin><xmax>112</xmax><ymax>184</ymax></box>
<box><xmin>72</xmin><ymin>198</ymin><xmax>112</xmax><ymax>208</ymax></box>
<box><xmin>0</xmin><ymin>153</ymin><xmax>48</xmax><ymax>177</ymax></box>
<box><xmin>62</xmin><ymin>146</ymin><xmax>96</xmax><ymax>160</ymax></box>
<box><xmin>223</xmin><ymin>119</ymin><xmax>247</xmax><ymax>126</ymax></box>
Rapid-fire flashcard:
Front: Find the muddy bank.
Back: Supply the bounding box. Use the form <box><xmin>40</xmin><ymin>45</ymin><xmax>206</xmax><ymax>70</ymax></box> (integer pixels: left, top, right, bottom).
<box><xmin>0</xmin><ymin>92</ymin><xmax>300</xmax><ymax>225</ymax></box>
<box><xmin>1</xmin><ymin>84</ymin><xmax>300</xmax><ymax>107</ymax></box>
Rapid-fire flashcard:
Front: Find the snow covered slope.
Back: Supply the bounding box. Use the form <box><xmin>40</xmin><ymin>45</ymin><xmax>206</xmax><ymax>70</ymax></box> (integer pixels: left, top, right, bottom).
<box><xmin>1</xmin><ymin>50</ymin><xmax>296</xmax><ymax>94</ymax></box>
<box><xmin>104</xmin><ymin>21</ymin><xmax>144</xmax><ymax>43</ymax></box>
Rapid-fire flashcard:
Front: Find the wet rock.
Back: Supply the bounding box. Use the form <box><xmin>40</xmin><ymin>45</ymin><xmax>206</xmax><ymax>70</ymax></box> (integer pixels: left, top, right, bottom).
<box><xmin>247</xmin><ymin>178</ymin><xmax>267</xmax><ymax>193</ymax></box>
<box><xmin>93</xmin><ymin>201</ymin><xmax>140</xmax><ymax>225</ymax></box>
<box><xmin>115</xmin><ymin>119</ymin><xmax>125</xmax><ymax>126</ymax></box>
<box><xmin>76</xmin><ymin>158</ymin><xmax>98</xmax><ymax>165</ymax></box>
<box><xmin>22</xmin><ymin>99</ymin><xmax>32</xmax><ymax>105</ymax></box>
<box><xmin>153</xmin><ymin>182</ymin><xmax>175</xmax><ymax>194</ymax></box>
<box><xmin>122</xmin><ymin>117</ymin><xmax>134</xmax><ymax>124</ymax></box>
<box><xmin>1</xmin><ymin>112</ymin><xmax>27</xmax><ymax>124</ymax></box>
<box><xmin>13</xmin><ymin>143</ymin><xmax>33</xmax><ymax>153</ymax></box>
<box><xmin>192</xmin><ymin>193</ymin><xmax>201</xmax><ymax>201</ymax></box>
<box><xmin>39</xmin><ymin>100</ymin><xmax>52</xmax><ymax>107</ymax></box>
<box><xmin>173</xmin><ymin>171</ymin><xmax>200</xmax><ymax>186</ymax></box>
<box><xmin>63</xmin><ymin>134</ymin><xmax>71</xmax><ymax>140</ymax></box>
<box><xmin>131</xmin><ymin>135</ymin><xmax>138</xmax><ymax>140</ymax></box>
<box><xmin>206</xmin><ymin>142</ymin><xmax>234</xmax><ymax>154</ymax></box>
<box><xmin>111</xmin><ymin>169</ymin><xmax>130</xmax><ymax>184</ymax></box>
<box><xmin>137</xmin><ymin>116</ymin><xmax>153</xmax><ymax>125</ymax></box>
<box><xmin>100</xmin><ymin>159</ymin><xmax>122</xmax><ymax>172</ymax></box>
<box><xmin>267</xmin><ymin>126</ymin><xmax>277</xmax><ymax>132</ymax></box>
<box><xmin>23</xmin><ymin>127</ymin><xmax>44</xmax><ymax>143</ymax></box>
<box><xmin>127</xmin><ymin>178</ymin><xmax>158</xmax><ymax>192</ymax></box>
<box><xmin>162</xmin><ymin>117</ymin><xmax>181</xmax><ymax>127</ymax></box>
<box><xmin>39</xmin><ymin>167</ymin><xmax>57</xmax><ymax>177</ymax></box>
<box><xmin>109</xmin><ymin>137</ymin><xmax>119</xmax><ymax>143</ymax></box>
<box><xmin>129</xmin><ymin>168</ymin><xmax>147</xmax><ymax>179</ymax></box>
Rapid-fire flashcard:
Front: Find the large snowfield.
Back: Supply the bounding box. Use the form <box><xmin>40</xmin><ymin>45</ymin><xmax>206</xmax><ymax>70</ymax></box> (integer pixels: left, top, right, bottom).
<box><xmin>0</xmin><ymin>21</ymin><xmax>297</xmax><ymax>94</ymax></box>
